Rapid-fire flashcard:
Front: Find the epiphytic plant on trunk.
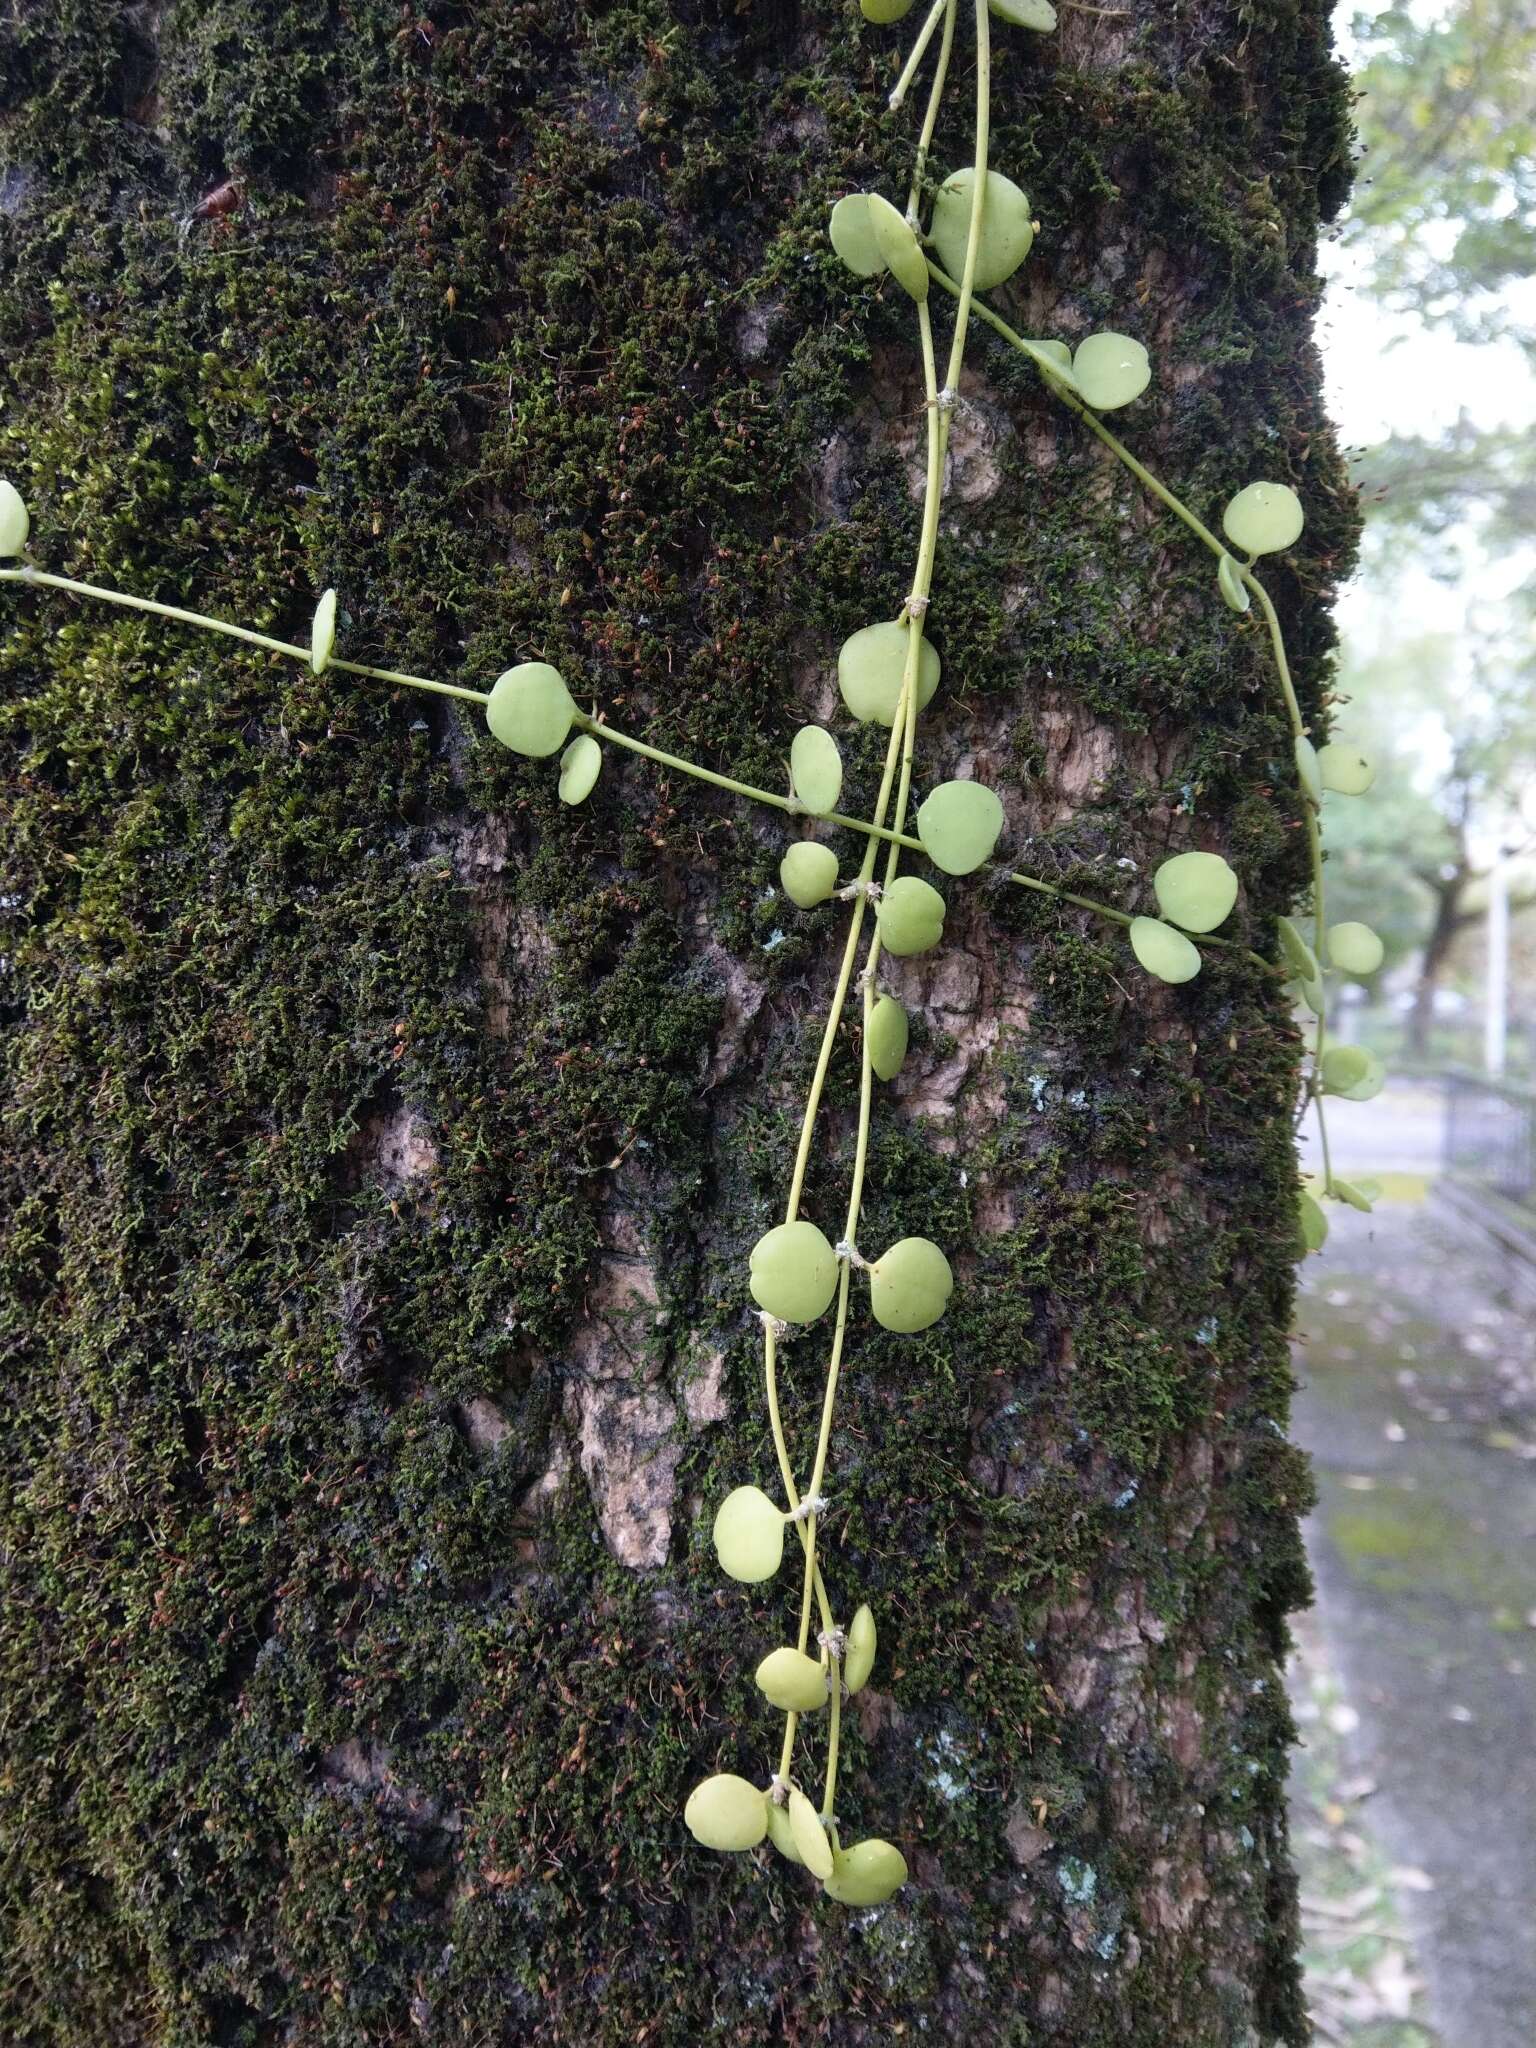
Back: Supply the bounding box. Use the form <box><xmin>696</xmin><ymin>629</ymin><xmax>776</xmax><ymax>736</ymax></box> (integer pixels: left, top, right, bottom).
<box><xmin>0</xmin><ymin>0</ymin><xmax>1381</xmax><ymax>1908</ymax></box>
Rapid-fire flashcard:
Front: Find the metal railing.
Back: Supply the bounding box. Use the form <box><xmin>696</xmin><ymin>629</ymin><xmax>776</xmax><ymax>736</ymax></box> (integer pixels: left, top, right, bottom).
<box><xmin>1443</xmin><ymin>1068</ymin><xmax>1536</xmax><ymax>1211</ymax></box>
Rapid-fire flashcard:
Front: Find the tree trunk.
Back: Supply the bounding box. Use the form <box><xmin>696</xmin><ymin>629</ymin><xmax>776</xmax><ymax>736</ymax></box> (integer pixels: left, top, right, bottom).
<box><xmin>0</xmin><ymin>5</ymin><xmax>1354</xmax><ymax>2044</ymax></box>
<box><xmin>1406</xmin><ymin>871</ymin><xmax>1480</xmax><ymax>1062</ymax></box>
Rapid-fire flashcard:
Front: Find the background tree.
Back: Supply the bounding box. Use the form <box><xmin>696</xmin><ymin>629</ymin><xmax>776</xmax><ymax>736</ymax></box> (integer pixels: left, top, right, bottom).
<box><xmin>1323</xmin><ymin>625</ymin><xmax>1536</xmax><ymax>1053</ymax></box>
<box><xmin>0</xmin><ymin>5</ymin><xmax>1354</xmax><ymax>2043</ymax></box>
<box><xmin>1329</xmin><ymin>0</ymin><xmax>1536</xmax><ymax>1058</ymax></box>
<box><xmin>1342</xmin><ymin>0</ymin><xmax>1536</xmax><ymax>351</ymax></box>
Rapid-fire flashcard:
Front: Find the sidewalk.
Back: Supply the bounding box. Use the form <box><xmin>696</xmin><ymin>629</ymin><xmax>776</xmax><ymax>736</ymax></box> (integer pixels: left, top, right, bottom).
<box><xmin>1290</xmin><ymin>1081</ymin><xmax>1536</xmax><ymax>2047</ymax></box>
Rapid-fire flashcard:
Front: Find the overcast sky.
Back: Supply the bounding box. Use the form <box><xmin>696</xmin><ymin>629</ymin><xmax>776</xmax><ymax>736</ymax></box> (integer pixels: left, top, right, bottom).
<box><xmin>1321</xmin><ymin>3</ymin><xmax>1536</xmax><ymax>616</ymax></box>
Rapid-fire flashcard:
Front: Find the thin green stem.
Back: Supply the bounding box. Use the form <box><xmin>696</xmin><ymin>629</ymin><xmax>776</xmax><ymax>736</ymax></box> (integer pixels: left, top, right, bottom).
<box><xmin>782</xmin><ymin>703</ymin><xmax>910</xmax><ymax>1222</ymax></box>
<box><xmin>925</xmin><ymin>265</ymin><xmax>1340</xmax><ymax>1192</ymax></box>
<box><xmin>3</xmin><ymin>562</ymin><xmax>1217</xmax><ymax>960</ymax></box>
<box><xmin>1247</xmin><ymin>575</ymin><xmax>1336</xmax><ymax>1183</ymax></box>
<box><xmin>906</xmin><ymin>0</ymin><xmax>958</xmax><ymax>213</ymax></box>
<box><xmin>924</xmin><ymin>269</ymin><xmax>1232</xmax><ymax>562</ymax></box>
<box><xmin>889</xmin><ymin>0</ymin><xmax>948</xmax><ymax>114</ymax></box>
<box><xmin>0</xmin><ymin>565</ymin><xmax>491</xmax><ymax>705</ymax></box>
<box><xmin>1245</xmin><ymin>574</ymin><xmax>1308</xmax><ymax>744</ymax></box>
<box><xmin>329</xmin><ymin>656</ymin><xmax>488</xmax><ymax>706</ymax></box>
<box><xmin>938</xmin><ymin>0</ymin><xmax>989</xmax><ymax>405</ymax></box>
<box><xmin>822</xmin><ymin>1652</ymin><xmax>843</xmax><ymax>1822</ymax></box>
<box><xmin>0</xmin><ymin>565</ymin><xmax>309</xmax><ymax>662</ymax></box>
<box><xmin>788</xmin><ymin>206</ymin><xmax>953</xmax><ymax>1815</ymax></box>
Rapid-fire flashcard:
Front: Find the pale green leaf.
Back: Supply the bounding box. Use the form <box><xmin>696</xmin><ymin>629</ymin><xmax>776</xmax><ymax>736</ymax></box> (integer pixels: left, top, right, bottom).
<box><xmin>1129</xmin><ymin>915</ymin><xmax>1201</xmax><ymax>985</ymax></box>
<box><xmin>781</xmin><ymin>841</ymin><xmax>840</xmax><ymax>908</ymax></box>
<box><xmin>916</xmin><ymin>779</ymin><xmax>1005</xmax><ymax>875</ymax></box>
<box><xmin>876</xmin><ymin>875</ymin><xmax>946</xmax><ymax>957</ymax></box>
<box><xmin>929</xmin><ymin>167</ymin><xmax>1034</xmax><ymax>290</ymax></box>
<box><xmin>867</xmin><ymin>995</ymin><xmax>909</xmax><ymax>1082</ymax></box>
<box><xmin>838</xmin><ymin>620</ymin><xmax>941</xmax><ymax>727</ymax></box>
<box><xmin>749</xmin><ymin>1220</ymin><xmax>839</xmax><ymax>1324</ymax></box>
<box><xmin>1222</xmin><ymin>481</ymin><xmax>1304</xmax><ymax>556</ymax></box>
<box><xmin>487</xmin><ymin>662</ymin><xmax>577</xmax><ymax>758</ymax></box>
<box><xmin>685</xmin><ymin>1774</ymin><xmax>768</xmax><ymax>1852</ymax></box>
<box><xmin>713</xmin><ymin>1485</ymin><xmax>786</xmax><ymax>1584</ymax></box>
<box><xmin>755</xmin><ymin>1647</ymin><xmax>830</xmax><ymax>1714</ymax></box>
<box><xmin>790</xmin><ymin>725</ymin><xmax>843</xmax><ymax>816</ymax></box>
<box><xmin>558</xmin><ymin>733</ymin><xmax>602</xmax><ymax>805</ymax></box>
<box><xmin>868</xmin><ymin>1236</ymin><xmax>953</xmax><ymax>1333</ymax></box>
<box><xmin>1152</xmin><ymin>850</ymin><xmax>1238</xmax><ymax>933</ymax></box>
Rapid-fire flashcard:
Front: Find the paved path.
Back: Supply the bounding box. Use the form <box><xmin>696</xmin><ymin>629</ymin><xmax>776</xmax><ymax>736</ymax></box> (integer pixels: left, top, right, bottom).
<box><xmin>1293</xmin><ymin>1080</ymin><xmax>1536</xmax><ymax>2047</ymax></box>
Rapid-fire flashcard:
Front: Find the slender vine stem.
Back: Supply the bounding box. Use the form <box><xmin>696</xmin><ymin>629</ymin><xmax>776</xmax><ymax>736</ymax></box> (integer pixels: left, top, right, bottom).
<box><xmin>0</xmin><ymin>566</ymin><xmax>490</xmax><ymax>705</ymax></box>
<box><xmin>769</xmin><ymin>0</ymin><xmax>997</xmax><ymax>1833</ymax></box>
<box><xmin>889</xmin><ymin>0</ymin><xmax>948</xmax><ymax>115</ymax></box>
<box><xmin>923</xmin><ymin>261</ymin><xmax>1339</xmax><ymax>1183</ymax></box>
<box><xmin>6</xmin><ymin>564</ymin><xmax>1248</xmax><ymax>963</ymax></box>
<box><xmin>904</xmin><ymin>0</ymin><xmax>958</xmax><ymax>213</ymax></box>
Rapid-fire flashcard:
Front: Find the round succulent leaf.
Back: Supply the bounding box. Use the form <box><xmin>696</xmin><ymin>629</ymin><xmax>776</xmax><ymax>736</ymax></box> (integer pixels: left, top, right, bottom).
<box><xmin>1294</xmin><ymin>734</ymin><xmax>1322</xmax><ymax>805</ymax></box>
<box><xmin>869</xmin><ymin>1235</ymin><xmax>953</xmax><ymax>1334</ymax></box>
<box><xmin>487</xmin><ymin>662</ymin><xmax>577</xmax><ymax>758</ymax></box>
<box><xmin>1222</xmin><ymin>481</ymin><xmax>1304</xmax><ymax>557</ymax></box>
<box><xmin>844</xmin><ymin>1604</ymin><xmax>877</xmax><ymax>1694</ymax></box>
<box><xmin>790</xmin><ymin>725</ymin><xmax>843</xmax><ymax>816</ymax></box>
<box><xmin>1317</xmin><ymin>741</ymin><xmax>1375</xmax><ymax>796</ymax></box>
<box><xmin>988</xmin><ymin>0</ymin><xmax>1057</xmax><ymax>28</ymax></box>
<box><xmin>789</xmin><ymin>1789</ymin><xmax>834</xmax><ymax>1880</ymax></box>
<box><xmin>1331</xmin><ymin>1177</ymin><xmax>1375</xmax><ymax>1214</ymax></box>
<box><xmin>838</xmin><ymin>620</ymin><xmax>941</xmax><ymax>726</ymax></box>
<box><xmin>749</xmin><ymin>1219</ymin><xmax>839</xmax><ymax>1324</ymax></box>
<box><xmin>712</xmin><ymin>1485</ymin><xmax>785</xmax><ymax>1584</ymax></box>
<box><xmin>1217</xmin><ymin>552</ymin><xmax>1251</xmax><ymax>613</ymax></box>
<box><xmin>0</xmin><ymin>479</ymin><xmax>29</xmax><ymax>556</ymax></box>
<box><xmin>1071</xmin><ymin>332</ymin><xmax>1151</xmax><ymax>410</ymax></box>
<box><xmin>861</xmin><ymin>0</ymin><xmax>917</xmax><ymax>17</ymax></box>
<box><xmin>916</xmin><ymin>779</ymin><xmax>1005</xmax><ymax>876</ymax></box>
<box><xmin>1319</xmin><ymin>1043</ymin><xmax>1372</xmax><ymax>1094</ymax></box>
<box><xmin>1298</xmin><ymin>1190</ymin><xmax>1329</xmax><ymax>1254</ymax></box>
<box><xmin>867</xmin><ymin>192</ymin><xmax>929</xmax><ymax>300</ymax></box>
<box><xmin>1337</xmin><ymin>1049</ymin><xmax>1386</xmax><ymax>1102</ymax></box>
<box><xmin>829</xmin><ymin>194</ymin><xmax>886</xmax><ymax>278</ymax></box>
<box><xmin>1152</xmin><ymin>850</ymin><xmax>1238</xmax><ymax>934</ymax></box>
<box><xmin>929</xmin><ymin>167</ymin><xmax>1035</xmax><ymax>291</ymax></box>
<box><xmin>309</xmin><ymin>588</ymin><xmax>338</xmax><ymax>676</ymax></box>
<box><xmin>867</xmin><ymin>994</ymin><xmax>909</xmax><ymax>1082</ymax></box>
<box><xmin>1025</xmin><ymin>337</ymin><xmax>1078</xmax><ymax>390</ymax></box>
<box><xmin>684</xmin><ymin>1774</ymin><xmax>768</xmax><ymax>1852</ymax></box>
<box><xmin>558</xmin><ymin>733</ymin><xmax>602</xmax><ymax>805</ymax></box>
<box><xmin>781</xmin><ymin>841</ymin><xmax>840</xmax><ymax>909</ymax></box>
<box><xmin>876</xmin><ymin>875</ymin><xmax>946</xmax><ymax>958</ymax></box>
<box><xmin>755</xmin><ymin>1647</ymin><xmax>830</xmax><ymax>1714</ymax></box>
<box><xmin>1277</xmin><ymin>915</ymin><xmax>1319</xmax><ymax>985</ymax></box>
<box><xmin>765</xmin><ymin>1800</ymin><xmax>804</xmax><ymax>1865</ymax></box>
<box><xmin>824</xmin><ymin>1838</ymin><xmax>909</xmax><ymax>1906</ymax></box>
<box><xmin>1290</xmin><ymin>972</ymin><xmax>1326</xmax><ymax>1019</ymax></box>
<box><xmin>1129</xmin><ymin>916</ymin><xmax>1201</xmax><ymax>985</ymax></box>
<box><xmin>1328</xmin><ymin>921</ymin><xmax>1385</xmax><ymax>977</ymax></box>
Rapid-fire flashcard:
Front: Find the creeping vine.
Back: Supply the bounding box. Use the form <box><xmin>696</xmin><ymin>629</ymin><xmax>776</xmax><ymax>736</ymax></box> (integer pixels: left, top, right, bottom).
<box><xmin>0</xmin><ymin>0</ymin><xmax>1381</xmax><ymax>1909</ymax></box>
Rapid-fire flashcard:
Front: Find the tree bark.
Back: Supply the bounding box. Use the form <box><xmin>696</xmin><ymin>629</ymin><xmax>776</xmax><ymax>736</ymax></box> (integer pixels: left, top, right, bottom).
<box><xmin>0</xmin><ymin>4</ymin><xmax>1354</xmax><ymax>2044</ymax></box>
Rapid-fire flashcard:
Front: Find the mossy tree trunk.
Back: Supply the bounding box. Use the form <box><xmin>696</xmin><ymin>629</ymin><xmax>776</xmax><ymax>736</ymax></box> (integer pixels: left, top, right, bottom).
<box><xmin>0</xmin><ymin>4</ymin><xmax>1354</xmax><ymax>2043</ymax></box>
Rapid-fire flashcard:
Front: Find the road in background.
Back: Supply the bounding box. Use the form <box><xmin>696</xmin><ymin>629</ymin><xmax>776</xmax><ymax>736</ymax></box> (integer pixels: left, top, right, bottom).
<box><xmin>1291</xmin><ymin>1078</ymin><xmax>1536</xmax><ymax>2047</ymax></box>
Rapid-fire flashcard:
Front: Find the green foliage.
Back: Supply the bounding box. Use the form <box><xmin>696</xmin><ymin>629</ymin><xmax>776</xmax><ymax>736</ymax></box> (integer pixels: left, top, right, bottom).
<box><xmin>1344</xmin><ymin>0</ymin><xmax>1536</xmax><ymax>351</ymax></box>
<box><xmin>929</xmin><ymin>167</ymin><xmax>1035</xmax><ymax>290</ymax></box>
